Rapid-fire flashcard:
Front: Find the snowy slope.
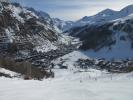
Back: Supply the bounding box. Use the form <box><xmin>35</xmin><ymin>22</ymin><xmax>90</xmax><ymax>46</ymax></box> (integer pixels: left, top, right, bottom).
<box><xmin>0</xmin><ymin>68</ymin><xmax>133</xmax><ymax>100</ymax></box>
<box><xmin>82</xmin><ymin>31</ymin><xmax>133</xmax><ymax>60</ymax></box>
<box><xmin>0</xmin><ymin>51</ymin><xmax>133</xmax><ymax>98</ymax></box>
<box><xmin>66</xmin><ymin>8</ymin><xmax>133</xmax><ymax>59</ymax></box>
<box><xmin>0</xmin><ymin>37</ymin><xmax>133</xmax><ymax>100</ymax></box>
<box><xmin>84</xmin><ymin>14</ymin><xmax>133</xmax><ymax>60</ymax></box>
<box><xmin>0</xmin><ymin>67</ymin><xmax>19</xmax><ymax>77</ymax></box>
<box><xmin>0</xmin><ymin>2</ymin><xmax>72</xmax><ymax>53</ymax></box>
<box><xmin>0</xmin><ymin>2</ymin><xmax>58</xmax><ymax>52</ymax></box>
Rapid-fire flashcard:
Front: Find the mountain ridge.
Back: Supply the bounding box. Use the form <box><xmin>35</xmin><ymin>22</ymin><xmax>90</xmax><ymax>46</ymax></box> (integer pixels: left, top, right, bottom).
<box><xmin>65</xmin><ymin>5</ymin><xmax>133</xmax><ymax>59</ymax></box>
<box><xmin>54</xmin><ymin>5</ymin><xmax>133</xmax><ymax>32</ymax></box>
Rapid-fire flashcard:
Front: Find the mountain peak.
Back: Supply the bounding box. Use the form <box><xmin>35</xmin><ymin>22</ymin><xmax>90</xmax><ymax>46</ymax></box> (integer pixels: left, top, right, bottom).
<box><xmin>98</xmin><ymin>8</ymin><xmax>116</xmax><ymax>15</ymax></box>
<box><xmin>82</xmin><ymin>16</ymin><xmax>89</xmax><ymax>21</ymax></box>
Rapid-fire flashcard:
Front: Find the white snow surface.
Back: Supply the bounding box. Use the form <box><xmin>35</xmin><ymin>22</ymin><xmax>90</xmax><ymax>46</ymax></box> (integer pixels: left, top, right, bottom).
<box><xmin>0</xmin><ymin>68</ymin><xmax>19</xmax><ymax>77</ymax></box>
<box><xmin>0</xmin><ymin>68</ymin><xmax>133</xmax><ymax>100</ymax></box>
<box><xmin>52</xmin><ymin>51</ymin><xmax>89</xmax><ymax>69</ymax></box>
<box><xmin>0</xmin><ymin>51</ymin><xmax>133</xmax><ymax>100</ymax></box>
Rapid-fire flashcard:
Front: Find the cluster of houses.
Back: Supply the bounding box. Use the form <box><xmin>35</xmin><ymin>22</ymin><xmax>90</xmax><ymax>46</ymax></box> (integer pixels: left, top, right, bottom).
<box><xmin>76</xmin><ymin>58</ymin><xmax>133</xmax><ymax>73</ymax></box>
<box><xmin>14</xmin><ymin>43</ymin><xmax>78</xmax><ymax>70</ymax></box>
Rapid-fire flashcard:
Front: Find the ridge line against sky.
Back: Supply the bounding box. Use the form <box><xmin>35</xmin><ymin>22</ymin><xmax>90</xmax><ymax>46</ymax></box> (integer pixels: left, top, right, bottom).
<box><xmin>11</xmin><ymin>0</ymin><xmax>133</xmax><ymax>21</ymax></box>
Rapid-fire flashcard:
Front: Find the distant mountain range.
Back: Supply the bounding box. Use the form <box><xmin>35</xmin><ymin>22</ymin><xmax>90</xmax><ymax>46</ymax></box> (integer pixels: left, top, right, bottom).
<box><xmin>63</xmin><ymin>5</ymin><xmax>133</xmax><ymax>59</ymax></box>
<box><xmin>53</xmin><ymin>5</ymin><xmax>133</xmax><ymax>32</ymax></box>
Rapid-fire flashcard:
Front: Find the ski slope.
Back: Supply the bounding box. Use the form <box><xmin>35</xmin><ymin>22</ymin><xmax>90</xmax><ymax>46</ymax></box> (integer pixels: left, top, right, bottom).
<box><xmin>0</xmin><ymin>68</ymin><xmax>133</xmax><ymax>100</ymax></box>
<box><xmin>0</xmin><ymin>51</ymin><xmax>133</xmax><ymax>100</ymax></box>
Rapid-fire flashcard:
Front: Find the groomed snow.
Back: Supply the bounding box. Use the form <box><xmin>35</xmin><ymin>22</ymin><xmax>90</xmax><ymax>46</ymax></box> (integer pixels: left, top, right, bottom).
<box><xmin>0</xmin><ymin>69</ymin><xmax>133</xmax><ymax>100</ymax></box>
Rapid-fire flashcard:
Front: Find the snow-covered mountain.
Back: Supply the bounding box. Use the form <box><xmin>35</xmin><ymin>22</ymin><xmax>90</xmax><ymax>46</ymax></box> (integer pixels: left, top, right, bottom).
<box><xmin>0</xmin><ymin>1</ymin><xmax>71</xmax><ymax>53</ymax></box>
<box><xmin>66</xmin><ymin>5</ymin><xmax>133</xmax><ymax>59</ymax></box>
<box><xmin>26</xmin><ymin>7</ymin><xmax>55</xmax><ymax>30</ymax></box>
<box><xmin>73</xmin><ymin>5</ymin><xmax>133</xmax><ymax>27</ymax></box>
<box><xmin>53</xmin><ymin>5</ymin><xmax>133</xmax><ymax>33</ymax></box>
<box><xmin>0</xmin><ymin>1</ymin><xmax>78</xmax><ymax>80</ymax></box>
<box><xmin>52</xmin><ymin>18</ymin><xmax>74</xmax><ymax>32</ymax></box>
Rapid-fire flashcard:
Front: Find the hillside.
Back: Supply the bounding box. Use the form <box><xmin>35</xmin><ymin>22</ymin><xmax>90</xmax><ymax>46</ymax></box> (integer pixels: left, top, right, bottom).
<box><xmin>66</xmin><ymin>6</ymin><xmax>133</xmax><ymax>59</ymax></box>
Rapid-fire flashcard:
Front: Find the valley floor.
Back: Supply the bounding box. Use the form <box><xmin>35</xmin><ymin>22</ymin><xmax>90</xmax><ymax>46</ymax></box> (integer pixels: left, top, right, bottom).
<box><xmin>0</xmin><ymin>69</ymin><xmax>133</xmax><ymax>100</ymax></box>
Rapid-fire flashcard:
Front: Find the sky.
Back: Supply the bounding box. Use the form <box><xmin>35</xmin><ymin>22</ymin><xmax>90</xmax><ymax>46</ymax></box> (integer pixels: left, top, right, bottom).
<box><xmin>11</xmin><ymin>0</ymin><xmax>133</xmax><ymax>21</ymax></box>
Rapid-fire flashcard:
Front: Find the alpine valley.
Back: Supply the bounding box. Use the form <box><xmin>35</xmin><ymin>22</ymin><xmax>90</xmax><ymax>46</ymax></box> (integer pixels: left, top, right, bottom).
<box><xmin>0</xmin><ymin>1</ymin><xmax>133</xmax><ymax>100</ymax></box>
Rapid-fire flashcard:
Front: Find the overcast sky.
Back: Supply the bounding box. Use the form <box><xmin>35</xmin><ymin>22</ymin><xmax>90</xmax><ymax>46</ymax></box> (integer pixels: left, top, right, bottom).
<box><xmin>11</xmin><ymin>0</ymin><xmax>133</xmax><ymax>21</ymax></box>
